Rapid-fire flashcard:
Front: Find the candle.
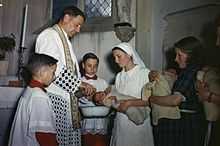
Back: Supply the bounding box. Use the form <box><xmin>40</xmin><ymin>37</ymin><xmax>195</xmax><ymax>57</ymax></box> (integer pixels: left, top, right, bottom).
<box><xmin>0</xmin><ymin>0</ymin><xmax>3</xmax><ymax>7</ymax></box>
<box><xmin>21</xmin><ymin>4</ymin><xmax>28</xmax><ymax>48</ymax></box>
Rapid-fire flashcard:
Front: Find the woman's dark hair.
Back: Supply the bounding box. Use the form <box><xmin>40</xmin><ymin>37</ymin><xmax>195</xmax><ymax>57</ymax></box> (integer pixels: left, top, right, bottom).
<box><xmin>82</xmin><ymin>52</ymin><xmax>99</xmax><ymax>64</ymax></box>
<box><xmin>174</xmin><ymin>36</ymin><xmax>203</xmax><ymax>65</ymax></box>
<box><xmin>22</xmin><ymin>53</ymin><xmax>58</xmax><ymax>84</ymax></box>
<box><xmin>112</xmin><ymin>47</ymin><xmax>127</xmax><ymax>54</ymax></box>
<box><xmin>60</xmin><ymin>5</ymin><xmax>86</xmax><ymax>21</ymax></box>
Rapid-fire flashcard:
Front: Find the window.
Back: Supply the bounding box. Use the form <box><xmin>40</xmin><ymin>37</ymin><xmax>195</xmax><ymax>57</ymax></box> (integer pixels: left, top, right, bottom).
<box><xmin>85</xmin><ymin>0</ymin><xmax>112</xmax><ymax>18</ymax></box>
<box><xmin>79</xmin><ymin>0</ymin><xmax>117</xmax><ymax>32</ymax></box>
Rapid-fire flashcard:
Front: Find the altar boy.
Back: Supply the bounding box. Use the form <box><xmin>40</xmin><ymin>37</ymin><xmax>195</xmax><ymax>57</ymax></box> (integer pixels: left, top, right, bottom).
<box><xmin>8</xmin><ymin>53</ymin><xmax>58</xmax><ymax>146</ymax></box>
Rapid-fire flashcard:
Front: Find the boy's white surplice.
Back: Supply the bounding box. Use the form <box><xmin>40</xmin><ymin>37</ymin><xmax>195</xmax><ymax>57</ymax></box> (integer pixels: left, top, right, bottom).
<box><xmin>8</xmin><ymin>87</ymin><xmax>56</xmax><ymax>146</ymax></box>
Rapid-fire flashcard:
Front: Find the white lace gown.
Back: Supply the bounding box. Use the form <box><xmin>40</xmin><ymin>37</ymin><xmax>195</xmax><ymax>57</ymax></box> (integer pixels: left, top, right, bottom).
<box><xmin>110</xmin><ymin>65</ymin><xmax>154</xmax><ymax>146</ymax></box>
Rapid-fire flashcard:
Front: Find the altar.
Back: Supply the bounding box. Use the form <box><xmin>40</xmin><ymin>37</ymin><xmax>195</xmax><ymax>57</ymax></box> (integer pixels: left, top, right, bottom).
<box><xmin>0</xmin><ymin>86</ymin><xmax>24</xmax><ymax>146</ymax></box>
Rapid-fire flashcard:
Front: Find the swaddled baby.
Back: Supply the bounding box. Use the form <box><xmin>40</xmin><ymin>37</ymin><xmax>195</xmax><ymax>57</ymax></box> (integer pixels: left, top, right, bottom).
<box><xmin>94</xmin><ymin>86</ymin><xmax>150</xmax><ymax>125</ymax></box>
<box><xmin>142</xmin><ymin>69</ymin><xmax>181</xmax><ymax>125</ymax></box>
<box><xmin>197</xmin><ymin>67</ymin><xmax>220</xmax><ymax>121</ymax></box>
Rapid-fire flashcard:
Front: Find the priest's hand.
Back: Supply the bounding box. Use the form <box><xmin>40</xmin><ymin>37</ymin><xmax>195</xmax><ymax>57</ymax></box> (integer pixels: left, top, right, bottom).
<box><xmin>80</xmin><ymin>82</ymin><xmax>96</xmax><ymax>97</ymax></box>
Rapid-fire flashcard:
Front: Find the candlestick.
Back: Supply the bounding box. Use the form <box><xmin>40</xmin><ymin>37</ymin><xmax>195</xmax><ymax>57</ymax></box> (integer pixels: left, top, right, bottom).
<box><xmin>21</xmin><ymin>4</ymin><xmax>28</xmax><ymax>48</ymax></box>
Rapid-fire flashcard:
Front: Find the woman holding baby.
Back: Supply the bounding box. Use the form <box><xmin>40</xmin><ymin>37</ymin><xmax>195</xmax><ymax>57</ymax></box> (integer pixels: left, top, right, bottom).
<box><xmin>150</xmin><ymin>36</ymin><xmax>207</xmax><ymax>146</ymax></box>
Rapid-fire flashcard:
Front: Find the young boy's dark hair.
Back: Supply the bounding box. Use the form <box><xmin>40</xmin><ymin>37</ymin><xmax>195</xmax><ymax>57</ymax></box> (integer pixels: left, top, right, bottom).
<box><xmin>82</xmin><ymin>52</ymin><xmax>99</xmax><ymax>64</ymax></box>
<box><xmin>22</xmin><ymin>53</ymin><xmax>58</xmax><ymax>84</ymax></box>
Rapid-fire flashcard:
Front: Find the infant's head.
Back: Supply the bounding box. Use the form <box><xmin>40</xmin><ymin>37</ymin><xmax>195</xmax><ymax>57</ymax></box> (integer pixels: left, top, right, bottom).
<box><xmin>93</xmin><ymin>91</ymin><xmax>106</xmax><ymax>105</ymax></box>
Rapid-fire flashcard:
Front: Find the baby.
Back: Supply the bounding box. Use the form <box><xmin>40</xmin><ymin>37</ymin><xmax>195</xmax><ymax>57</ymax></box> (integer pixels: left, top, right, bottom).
<box><xmin>143</xmin><ymin>69</ymin><xmax>181</xmax><ymax>125</ymax></box>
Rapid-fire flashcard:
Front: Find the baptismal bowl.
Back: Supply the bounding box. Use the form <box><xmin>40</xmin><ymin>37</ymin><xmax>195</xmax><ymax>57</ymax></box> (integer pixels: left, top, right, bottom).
<box><xmin>80</xmin><ymin>106</ymin><xmax>110</xmax><ymax>118</ymax></box>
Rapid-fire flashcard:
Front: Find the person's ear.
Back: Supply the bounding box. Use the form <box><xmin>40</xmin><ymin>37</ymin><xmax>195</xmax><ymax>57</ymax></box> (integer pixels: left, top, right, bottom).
<box><xmin>38</xmin><ymin>67</ymin><xmax>45</xmax><ymax>77</ymax></box>
<box><xmin>63</xmin><ymin>14</ymin><xmax>71</xmax><ymax>23</ymax></box>
<box><xmin>39</xmin><ymin>66</ymin><xmax>49</xmax><ymax>78</ymax></box>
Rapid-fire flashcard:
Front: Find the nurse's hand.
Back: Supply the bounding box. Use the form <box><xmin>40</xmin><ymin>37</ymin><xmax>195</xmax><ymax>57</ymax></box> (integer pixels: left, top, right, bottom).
<box><xmin>117</xmin><ymin>100</ymin><xmax>131</xmax><ymax>112</ymax></box>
